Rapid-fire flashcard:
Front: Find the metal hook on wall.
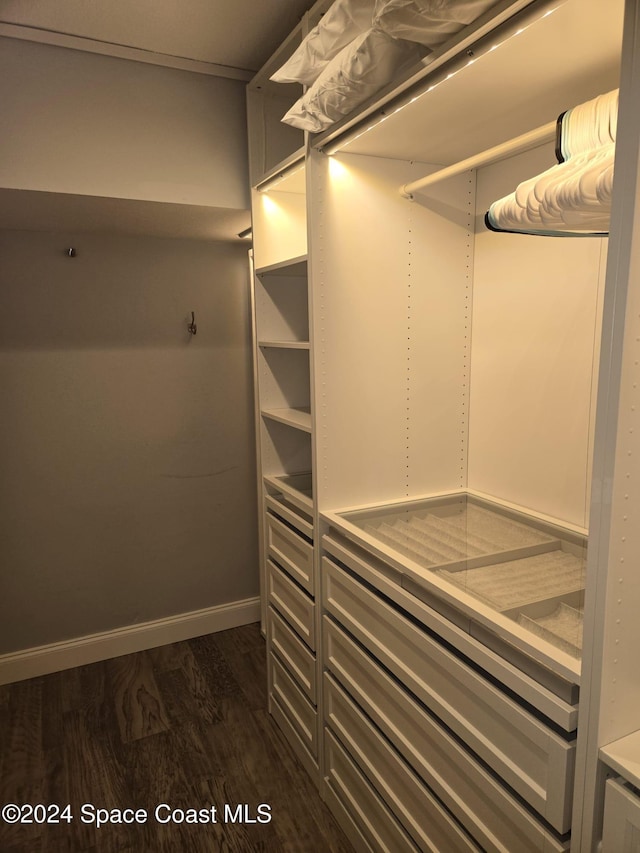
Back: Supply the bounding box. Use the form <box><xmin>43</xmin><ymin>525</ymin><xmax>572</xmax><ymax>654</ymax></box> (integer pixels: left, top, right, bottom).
<box><xmin>187</xmin><ymin>311</ymin><xmax>197</xmax><ymax>336</ymax></box>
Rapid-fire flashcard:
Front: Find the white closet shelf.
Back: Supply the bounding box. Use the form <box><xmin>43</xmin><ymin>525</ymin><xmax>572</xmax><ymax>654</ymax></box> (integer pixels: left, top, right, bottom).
<box><xmin>256</xmin><ymin>255</ymin><xmax>308</xmax><ymax>277</ymax></box>
<box><xmin>601</xmin><ymin>732</ymin><xmax>640</xmax><ymax>789</ymax></box>
<box><xmin>264</xmin><ymin>472</ymin><xmax>314</xmax><ymax>512</ymax></box>
<box><xmin>313</xmin><ymin>0</ymin><xmax>536</xmax><ymax>157</ymax></box>
<box><xmin>262</xmin><ymin>406</ymin><xmax>312</xmax><ymax>433</ymax></box>
<box><xmin>316</xmin><ymin>0</ymin><xmax>622</xmax><ymax>168</ymax></box>
<box><xmin>254</xmin><ymin>149</ymin><xmax>306</xmax><ymax>195</ymax></box>
<box><xmin>0</xmin><ymin>187</ymin><xmax>251</xmax><ymax>242</ymax></box>
<box><xmin>259</xmin><ymin>340</ymin><xmax>310</xmax><ymax>350</ymax></box>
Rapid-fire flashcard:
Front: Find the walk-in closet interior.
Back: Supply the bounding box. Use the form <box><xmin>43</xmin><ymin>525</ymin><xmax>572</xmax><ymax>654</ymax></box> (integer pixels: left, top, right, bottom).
<box><xmin>248</xmin><ymin>0</ymin><xmax>640</xmax><ymax>850</ymax></box>
<box><xmin>4</xmin><ymin>0</ymin><xmax>640</xmax><ymax>850</ymax></box>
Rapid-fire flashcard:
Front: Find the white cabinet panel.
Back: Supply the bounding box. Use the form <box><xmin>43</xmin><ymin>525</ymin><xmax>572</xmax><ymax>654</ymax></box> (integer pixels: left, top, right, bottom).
<box><xmin>324</xmin><ymin>673</ymin><xmax>480</xmax><ymax>853</ymax></box>
<box><xmin>267</xmin><ymin>558</ymin><xmax>315</xmax><ymax>650</ymax></box>
<box><xmin>324</xmin><ymin>728</ymin><xmax>418</xmax><ymax>853</ymax></box>
<box><xmin>324</xmin><ymin>615</ymin><xmax>568</xmax><ymax>852</ymax></box>
<box><xmin>268</xmin><ymin>605</ymin><xmax>317</xmax><ymax>702</ymax></box>
<box><xmin>602</xmin><ymin>778</ymin><xmax>640</xmax><ymax>853</ymax></box>
<box><xmin>322</xmin><ymin>556</ymin><xmax>575</xmax><ymax>832</ymax></box>
<box><xmin>269</xmin><ymin>652</ymin><xmax>318</xmax><ymax>759</ymax></box>
<box><xmin>266</xmin><ymin>512</ymin><xmax>314</xmax><ymax>593</ymax></box>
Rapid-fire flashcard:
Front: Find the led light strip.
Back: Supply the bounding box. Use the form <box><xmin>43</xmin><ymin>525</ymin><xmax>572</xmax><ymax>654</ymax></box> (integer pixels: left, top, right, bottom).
<box><xmin>255</xmin><ymin>160</ymin><xmax>306</xmax><ymax>193</ymax></box>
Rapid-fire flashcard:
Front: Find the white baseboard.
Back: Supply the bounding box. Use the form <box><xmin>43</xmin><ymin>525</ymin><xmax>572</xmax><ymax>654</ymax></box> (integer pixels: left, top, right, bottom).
<box><xmin>0</xmin><ymin>596</ymin><xmax>261</xmax><ymax>686</ymax></box>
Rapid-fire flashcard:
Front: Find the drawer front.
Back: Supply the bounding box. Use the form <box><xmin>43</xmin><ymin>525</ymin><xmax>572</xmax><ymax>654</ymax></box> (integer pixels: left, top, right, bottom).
<box><xmin>602</xmin><ymin>778</ymin><xmax>640</xmax><ymax>852</ymax></box>
<box><xmin>323</xmin><ymin>533</ymin><xmax>577</xmax><ymax>732</ymax></box>
<box><xmin>268</xmin><ymin>605</ymin><xmax>317</xmax><ymax>703</ymax></box>
<box><xmin>324</xmin><ymin>673</ymin><xmax>480</xmax><ymax>853</ymax></box>
<box><xmin>269</xmin><ymin>652</ymin><xmax>318</xmax><ymax>759</ymax></box>
<box><xmin>268</xmin><ymin>558</ymin><xmax>315</xmax><ymax>650</ymax></box>
<box><xmin>324</xmin><ymin>728</ymin><xmax>418</xmax><ymax>853</ymax></box>
<box><xmin>265</xmin><ymin>494</ymin><xmax>313</xmax><ymax>539</ymax></box>
<box><xmin>324</xmin><ymin>616</ymin><xmax>568</xmax><ymax>853</ymax></box>
<box><xmin>322</xmin><ymin>556</ymin><xmax>575</xmax><ymax>833</ymax></box>
<box><xmin>267</xmin><ymin>512</ymin><xmax>314</xmax><ymax>593</ymax></box>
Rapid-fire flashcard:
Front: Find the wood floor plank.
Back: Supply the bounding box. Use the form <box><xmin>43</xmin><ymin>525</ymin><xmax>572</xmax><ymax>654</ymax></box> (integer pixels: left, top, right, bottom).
<box><xmin>0</xmin><ymin>624</ymin><xmax>353</xmax><ymax>853</ymax></box>
<box><xmin>189</xmin><ymin>633</ymin><xmax>243</xmax><ymax>700</ymax></box>
<box><xmin>211</xmin><ymin>631</ymin><xmax>268</xmax><ymax>711</ymax></box>
<box><xmin>0</xmin><ymin>678</ymin><xmax>45</xmax><ymax>851</ymax></box>
<box><xmin>213</xmin><ymin>622</ymin><xmax>265</xmax><ymax>656</ymax></box>
<box><xmin>0</xmin><ymin>683</ymin><xmax>11</xmax><ymax>770</ymax></box>
<box><xmin>107</xmin><ymin>650</ymin><xmax>171</xmax><ymax>742</ymax></box>
<box><xmin>0</xmin><ymin>677</ymin><xmax>44</xmax><ymax>794</ymax></box>
<box><xmin>147</xmin><ymin>637</ymin><xmax>195</xmax><ymax>673</ymax></box>
<box><xmin>154</xmin><ymin>652</ymin><xmax>224</xmax><ymax>727</ymax></box>
<box><xmin>252</xmin><ymin>708</ymin><xmax>355</xmax><ymax>853</ymax></box>
<box><xmin>61</xmin><ymin>709</ymin><xmax>132</xmax><ymax>850</ymax></box>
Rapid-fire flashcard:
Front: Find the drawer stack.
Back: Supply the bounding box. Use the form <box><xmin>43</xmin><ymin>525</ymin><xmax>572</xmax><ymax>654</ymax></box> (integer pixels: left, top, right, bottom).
<box><xmin>321</xmin><ymin>533</ymin><xmax>578</xmax><ymax>853</ymax></box>
<box><xmin>602</xmin><ymin>777</ymin><xmax>640</xmax><ymax>851</ymax></box>
<box><xmin>265</xmin><ymin>493</ymin><xmax>320</xmax><ymax>779</ymax></box>
<box><xmin>599</xmin><ymin>733</ymin><xmax>640</xmax><ymax>851</ymax></box>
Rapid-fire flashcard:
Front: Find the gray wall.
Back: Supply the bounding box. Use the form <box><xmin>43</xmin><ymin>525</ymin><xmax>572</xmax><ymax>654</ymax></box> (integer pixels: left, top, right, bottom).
<box><xmin>0</xmin><ymin>230</ymin><xmax>258</xmax><ymax>654</ymax></box>
<box><xmin>0</xmin><ymin>36</ymin><xmax>249</xmax><ymax>209</ymax></box>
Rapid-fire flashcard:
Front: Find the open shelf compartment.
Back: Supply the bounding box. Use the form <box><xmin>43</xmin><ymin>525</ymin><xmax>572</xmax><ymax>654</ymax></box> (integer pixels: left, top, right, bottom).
<box><xmin>264</xmin><ymin>471</ymin><xmax>314</xmax><ymax>514</ymax></box>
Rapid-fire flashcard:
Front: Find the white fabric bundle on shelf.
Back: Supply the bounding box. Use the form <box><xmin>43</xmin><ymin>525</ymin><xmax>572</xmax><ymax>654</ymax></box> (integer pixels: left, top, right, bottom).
<box><xmin>486</xmin><ymin>89</ymin><xmax>618</xmax><ymax>236</ymax></box>
<box><xmin>271</xmin><ymin>0</ymin><xmax>503</xmax><ymax>134</ymax></box>
<box><xmin>270</xmin><ymin>0</ymin><xmax>376</xmax><ymax>86</ymax></box>
<box><xmin>281</xmin><ymin>28</ymin><xmax>423</xmax><ymax>132</ymax></box>
<box><xmin>373</xmin><ymin>0</ymin><xmax>500</xmax><ymax>47</ymax></box>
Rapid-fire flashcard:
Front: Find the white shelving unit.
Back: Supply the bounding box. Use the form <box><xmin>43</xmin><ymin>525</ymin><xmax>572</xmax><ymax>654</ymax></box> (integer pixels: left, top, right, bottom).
<box><xmin>248</xmin><ymin>8</ymin><xmax>325</xmax><ymax>781</ymax></box>
<box><xmin>247</xmin><ymin>0</ymin><xmax>640</xmax><ymax>848</ymax></box>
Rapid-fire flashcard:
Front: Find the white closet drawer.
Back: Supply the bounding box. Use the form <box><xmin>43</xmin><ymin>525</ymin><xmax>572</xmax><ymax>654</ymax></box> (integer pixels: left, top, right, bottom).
<box><xmin>269</xmin><ymin>652</ymin><xmax>318</xmax><ymax>760</ymax></box>
<box><xmin>324</xmin><ymin>673</ymin><xmax>480</xmax><ymax>853</ymax></box>
<box><xmin>267</xmin><ymin>511</ymin><xmax>314</xmax><ymax>593</ymax></box>
<box><xmin>324</xmin><ymin>727</ymin><xmax>419</xmax><ymax>853</ymax></box>
<box><xmin>602</xmin><ymin>778</ymin><xmax>640</xmax><ymax>852</ymax></box>
<box><xmin>265</xmin><ymin>493</ymin><xmax>313</xmax><ymax>539</ymax></box>
<box><xmin>267</xmin><ymin>605</ymin><xmax>317</xmax><ymax>703</ymax></box>
<box><xmin>322</xmin><ymin>556</ymin><xmax>575</xmax><ymax>833</ymax></box>
<box><xmin>324</xmin><ymin>616</ymin><xmax>568</xmax><ymax>853</ymax></box>
<box><xmin>267</xmin><ymin>559</ymin><xmax>315</xmax><ymax>650</ymax></box>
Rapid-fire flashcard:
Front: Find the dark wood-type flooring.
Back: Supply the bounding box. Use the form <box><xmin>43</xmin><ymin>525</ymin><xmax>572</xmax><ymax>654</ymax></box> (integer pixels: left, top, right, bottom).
<box><xmin>0</xmin><ymin>624</ymin><xmax>354</xmax><ymax>853</ymax></box>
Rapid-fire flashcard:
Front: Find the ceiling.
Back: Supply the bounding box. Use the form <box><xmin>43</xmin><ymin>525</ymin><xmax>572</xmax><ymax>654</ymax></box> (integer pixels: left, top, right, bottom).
<box><xmin>0</xmin><ymin>0</ymin><xmax>314</xmax><ymax>77</ymax></box>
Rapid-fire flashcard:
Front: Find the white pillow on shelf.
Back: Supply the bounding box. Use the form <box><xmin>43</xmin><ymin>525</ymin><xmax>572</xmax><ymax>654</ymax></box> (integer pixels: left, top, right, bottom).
<box><xmin>281</xmin><ymin>28</ymin><xmax>423</xmax><ymax>132</ymax></box>
<box><xmin>373</xmin><ymin>0</ymin><xmax>500</xmax><ymax>48</ymax></box>
<box><xmin>270</xmin><ymin>0</ymin><xmax>376</xmax><ymax>86</ymax></box>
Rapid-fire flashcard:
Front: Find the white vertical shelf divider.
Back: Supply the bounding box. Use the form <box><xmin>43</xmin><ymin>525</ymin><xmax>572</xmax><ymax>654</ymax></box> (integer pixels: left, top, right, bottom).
<box><xmin>573</xmin><ymin>1</ymin><xmax>640</xmax><ymax>846</ymax></box>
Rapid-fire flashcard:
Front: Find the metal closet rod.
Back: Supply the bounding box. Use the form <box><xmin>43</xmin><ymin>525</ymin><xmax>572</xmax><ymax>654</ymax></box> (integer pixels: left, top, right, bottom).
<box><xmin>400</xmin><ymin>119</ymin><xmax>557</xmax><ymax>199</ymax></box>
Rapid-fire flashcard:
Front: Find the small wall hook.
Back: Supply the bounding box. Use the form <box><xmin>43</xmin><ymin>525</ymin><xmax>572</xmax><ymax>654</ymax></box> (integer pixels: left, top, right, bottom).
<box><xmin>187</xmin><ymin>311</ymin><xmax>197</xmax><ymax>336</ymax></box>
<box><xmin>67</xmin><ymin>247</ymin><xmax>76</xmax><ymax>258</ymax></box>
